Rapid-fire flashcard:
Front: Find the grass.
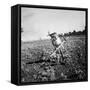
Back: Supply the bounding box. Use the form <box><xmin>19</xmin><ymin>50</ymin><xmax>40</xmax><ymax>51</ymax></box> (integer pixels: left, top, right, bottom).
<box><xmin>21</xmin><ymin>35</ymin><xmax>87</xmax><ymax>83</ymax></box>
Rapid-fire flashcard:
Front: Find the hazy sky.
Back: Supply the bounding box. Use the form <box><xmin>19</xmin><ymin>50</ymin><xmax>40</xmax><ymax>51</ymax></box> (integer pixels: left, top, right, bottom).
<box><xmin>21</xmin><ymin>7</ymin><xmax>85</xmax><ymax>41</ymax></box>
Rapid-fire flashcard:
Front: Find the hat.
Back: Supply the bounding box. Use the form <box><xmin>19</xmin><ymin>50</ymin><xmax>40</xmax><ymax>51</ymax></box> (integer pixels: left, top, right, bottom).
<box><xmin>48</xmin><ymin>32</ymin><xmax>57</xmax><ymax>37</ymax></box>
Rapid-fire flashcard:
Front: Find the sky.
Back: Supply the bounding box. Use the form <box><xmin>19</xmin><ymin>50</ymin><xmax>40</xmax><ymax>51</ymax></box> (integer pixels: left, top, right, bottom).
<box><xmin>21</xmin><ymin>7</ymin><xmax>85</xmax><ymax>41</ymax></box>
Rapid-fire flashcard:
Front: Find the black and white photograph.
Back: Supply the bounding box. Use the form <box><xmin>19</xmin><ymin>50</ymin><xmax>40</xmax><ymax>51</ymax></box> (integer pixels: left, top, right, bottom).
<box><xmin>21</xmin><ymin>6</ymin><xmax>88</xmax><ymax>83</ymax></box>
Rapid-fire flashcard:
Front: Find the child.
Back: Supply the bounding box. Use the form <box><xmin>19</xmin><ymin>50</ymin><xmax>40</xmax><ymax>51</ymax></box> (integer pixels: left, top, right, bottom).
<box><xmin>48</xmin><ymin>32</ymin><xmax>66</xmax><ymax>64</ymax></box>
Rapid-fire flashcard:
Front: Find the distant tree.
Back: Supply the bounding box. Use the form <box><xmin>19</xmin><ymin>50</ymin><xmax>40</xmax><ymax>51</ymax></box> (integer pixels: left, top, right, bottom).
<box><xmin>21</xmin><ymin>28</ymin><xmax>23</xmax><ymax>41</ymax></box>
<box><xmin>69</xmin><ymin>32</ymin><xmax>72</xmax><ymax>35</ymax></box>
<box><xmin>63</xmin><ymin>29</ymin><xmax>86</xmax><ymax>36</ymax></box>
<box><xmin>73</xmin><ymin>30</ymin><xmax>76</xmax><ymax>33</ymax></box>
<box><xmin>72</xmin><ymin>30</ymin><xmax>76</xmax><ymax>35</ymax></box>
<box><xmin>21</xmin><ymin>28</ymin><xmax>23</xmax><ymax>33</ymax></box>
